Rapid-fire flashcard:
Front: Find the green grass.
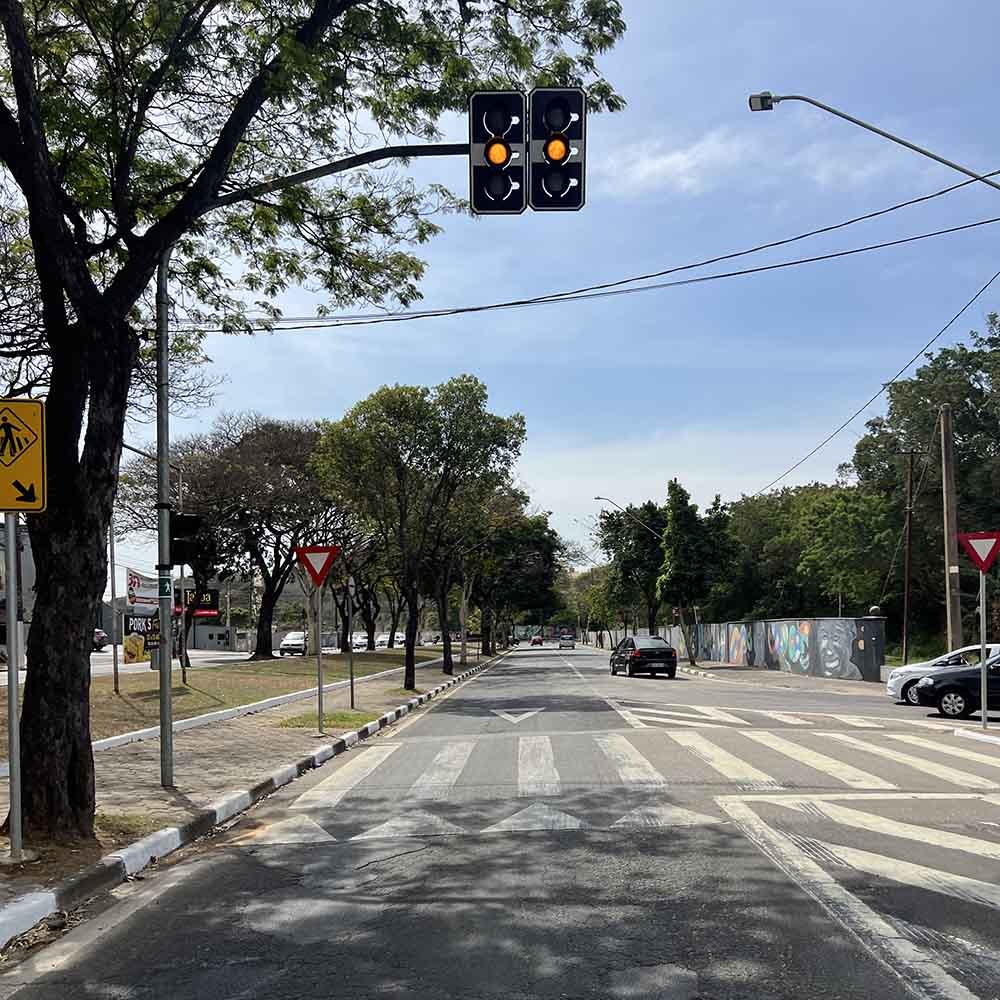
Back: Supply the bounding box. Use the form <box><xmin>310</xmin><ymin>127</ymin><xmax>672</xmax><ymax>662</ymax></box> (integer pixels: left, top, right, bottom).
<box><xmin>279</xmin><ymin>709</ymin><xmax>381</xmax><ymax>730</ymax></box>
<box><xmin>388</xmin><ymin>687</ymin><xmax>425</xmax><ymax>698</ymax></box>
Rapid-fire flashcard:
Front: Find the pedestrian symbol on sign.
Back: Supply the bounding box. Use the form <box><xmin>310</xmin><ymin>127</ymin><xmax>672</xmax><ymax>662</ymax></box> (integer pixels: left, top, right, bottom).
<box><xmin>0</xmin><ymin>410</ymin><xmax>37</xmax><ymax>467</ymax></box>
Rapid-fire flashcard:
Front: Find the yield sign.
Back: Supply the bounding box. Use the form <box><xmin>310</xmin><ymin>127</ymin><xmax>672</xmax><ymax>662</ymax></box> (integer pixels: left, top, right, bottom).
<box><xmin>295</xmin><ymin>545</ymin><xmax>340</xmax><ymax>587</ymax></box>
<box><xmin>958</xmin><ymin>532</ymin><xmax>1000</xmax><ymax>573</ymax></box>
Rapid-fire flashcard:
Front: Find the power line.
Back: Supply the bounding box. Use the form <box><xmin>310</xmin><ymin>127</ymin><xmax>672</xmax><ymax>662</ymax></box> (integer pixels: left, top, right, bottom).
<box><xmin>183</xmin><ymin>214</ymin><xmax>1000</xmax><ymax>335</ymax></box>
<box><xmin>753</xmin><ymin>268</ymin><xmax>1000</xmax><ymax>497</ymax></box>
<box><xmin>183</xmin><ymin>168</ymin><xmax>1000</xmax><ymax>334</ymax></box>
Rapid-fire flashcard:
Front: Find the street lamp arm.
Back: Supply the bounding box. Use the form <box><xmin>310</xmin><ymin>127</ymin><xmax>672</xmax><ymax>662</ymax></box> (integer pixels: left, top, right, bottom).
<box><xmin>753</xmin><ymin>93</ymin><xmax>1000</xmax><ymax>195</ymax></box>
<box><xmin>207</xmin><ymin>142</ymin><xmax>471</xmax><ymax>212</ymax></box>
<box><xmin>594</xmin><ymin>496</ymin><xmax>662</xmax><ymax>541</ymax></box>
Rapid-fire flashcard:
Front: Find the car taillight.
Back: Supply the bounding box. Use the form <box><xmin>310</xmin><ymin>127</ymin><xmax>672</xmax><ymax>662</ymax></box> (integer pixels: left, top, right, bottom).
<box><xmin>630</xmin><ymin>649</ymin><xmax>642</xmax><ymax>659</ymax></box>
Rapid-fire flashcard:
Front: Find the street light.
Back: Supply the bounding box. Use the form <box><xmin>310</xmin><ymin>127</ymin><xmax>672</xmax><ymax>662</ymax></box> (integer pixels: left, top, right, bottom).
<box><xmin>747</xmin><ymin>92</ymin><xmax>1000</xmax><ymax>194</ymax></box>
<box><xmin>593</xmin><ymin>496</ymin><xmax>662</xmax><ymax>541</ymax></box>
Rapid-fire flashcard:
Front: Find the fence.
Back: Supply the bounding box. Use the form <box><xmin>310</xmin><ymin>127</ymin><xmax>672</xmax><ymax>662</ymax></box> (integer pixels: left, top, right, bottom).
<box><xmin>591</xmin><ymin>616</ymin><xmax>886</xmax><ymax>683</ymax></box>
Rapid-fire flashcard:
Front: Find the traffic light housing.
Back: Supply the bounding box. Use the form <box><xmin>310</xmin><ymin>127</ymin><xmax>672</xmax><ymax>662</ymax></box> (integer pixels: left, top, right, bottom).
<box><xmin>528</xmin><ymin>88</ymin><xmax>586</xmax><ymax>211</ymax></box>
<box><xmin>169</xmin><ymin>513</ymin><xmax>204</xmax><ymax>566</ymax></box>
<box><xmin>469</xmin><ymin>91</ymin><xmax>526</xmax><ymax>215</ymax></box>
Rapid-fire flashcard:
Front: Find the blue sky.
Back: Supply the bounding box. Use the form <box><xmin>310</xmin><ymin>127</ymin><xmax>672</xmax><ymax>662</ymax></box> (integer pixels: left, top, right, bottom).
<box><xmin>117</xmin><ymin>0</ymin><xmax>1000</xmax><ymax>577</ymax></box>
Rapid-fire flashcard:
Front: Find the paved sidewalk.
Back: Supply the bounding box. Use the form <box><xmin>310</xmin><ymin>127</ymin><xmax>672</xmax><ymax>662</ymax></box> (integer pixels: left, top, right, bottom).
<box><xmin>676</xmin><ymin>660</ymin><xmax>886</xmax><ymax>697</ymax></box>
<box><xmin>0</xmin><ymin>657</ymin><xmax>467</xmax><ymax>904</ymax></box>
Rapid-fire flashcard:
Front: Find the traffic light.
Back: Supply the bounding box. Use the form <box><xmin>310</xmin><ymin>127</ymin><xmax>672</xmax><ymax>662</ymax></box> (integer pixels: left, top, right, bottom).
<box><xmin>169</xmin><ymin>513</ymin><xmax>204</xmax><ymax>566</ymax></box>
<box><xmin>468</xmin><ymin>91</ymin><xmax>526</xmax><ymax>215</ymax></box>
<box><xmin>528</xmin><ymin>88</ymin><xmax>586</xmax><ymax>211</ymax></box>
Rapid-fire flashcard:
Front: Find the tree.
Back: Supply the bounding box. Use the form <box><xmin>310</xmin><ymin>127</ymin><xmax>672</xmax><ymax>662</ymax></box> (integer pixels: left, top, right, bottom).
<box><xmin>314</xmin><ymin>375</ymin><xmax>525</xmax><ymax>689</ymax></box>
<box><xmin>3</xmin><ymin>0</ymin><xmax>623</xmax><ymax>839</ymax></box>
<box><xmin>596</xmin><ymin>501</ymin><xmax>666</xmax><ymax>632</ymax></box>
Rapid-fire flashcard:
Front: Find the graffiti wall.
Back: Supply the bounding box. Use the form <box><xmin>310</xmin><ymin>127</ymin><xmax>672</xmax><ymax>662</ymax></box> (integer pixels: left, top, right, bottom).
<box><xmin>661</xmin><ymin>617</ymin><xmax>884</xmax><ymax>682</ymax></box>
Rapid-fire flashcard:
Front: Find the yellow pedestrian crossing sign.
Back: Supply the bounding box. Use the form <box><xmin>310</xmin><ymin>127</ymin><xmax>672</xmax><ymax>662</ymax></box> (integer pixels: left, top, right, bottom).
<box><xmin>0</xmin><ymin>400</ymin><xmax>46</xmax><ymax>512</ymax></box>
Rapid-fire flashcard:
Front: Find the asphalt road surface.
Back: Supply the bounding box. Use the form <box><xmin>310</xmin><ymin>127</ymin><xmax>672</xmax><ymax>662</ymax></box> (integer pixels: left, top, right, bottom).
<box><xmin>5</xmin><ymin>644</ymin><xmax>1000</xmax><ymax>999</ymax></box>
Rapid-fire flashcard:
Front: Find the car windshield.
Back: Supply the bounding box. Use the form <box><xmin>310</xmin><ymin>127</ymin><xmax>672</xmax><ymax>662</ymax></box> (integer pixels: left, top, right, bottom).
<box><xmin>637</xmin><ymin>636</ymin><xmax>670</xmax><ymax>648</ymax></box>
<box><xmin>284</xmin><ymin>632</ymin><xmax>304</xmax><ymax>641</ymax></box>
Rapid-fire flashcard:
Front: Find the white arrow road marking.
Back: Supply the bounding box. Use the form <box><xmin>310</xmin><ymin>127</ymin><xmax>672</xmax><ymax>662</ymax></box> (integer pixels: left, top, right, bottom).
<box><xmin>483</xmin><ymin>802</ymin><xmax>585</xmax><ymax>833</ymax></box>
<box><xmin>803</xmin><ymin>836</ymin><xmax>1000</xmax><ymax>910</ymax></box>
<box><xmin>741</xmin><ymin>730</ymin><xmax>897</xmax><ymax>790</ymax></box>
<box><xmin>234</xmin><ymin>815</ymin><xmax>336</xmax><ymax>846</ymax></box>
<box><xmin>518</xmin><ymin>735</ymin><xmax>561</xmax><ymax>796</ymax></box>
<box><xmin>668</xmin><ymin>731</ymin><xmax>783</xmax><ymax>790</ymax></box>
<box><xmin>780</xmin><ymin>799</ymin><xmax>1000</xmax><ymax>860</ymax></box>
<box><xmin>491</xmin><ymin>708</ymin><xmax>544</xmax><ymax>724</ymax></box>
<box><xmin>720</xmin><ymin>799</ymin><xmax>979</xmax><ymax>1000</ymax></box>
<box><xmin>408</xmin><ymin>741</ymin><xmax>475</xmax><ymax>800</ymax></box>
<box><xmin>821</xmin><ymin>733</ymin><xmax>999</xmax><ymax>790</ymax></box>
<box><xmin>595</xmin><ymin>733</ymin><xmax>667</xmax><ymax>786</ymax></box>
<box><xmin>291</xmin><ymin>744</ymin><xmax>400</xmax><ymax>810</ymax></box>
<box><xmin>351</xmin><ymin>810</ymin><xmax>465</xmax><ymax>840</ymax></box>
<box><xmin>612</xmin><ymin>803</ymin><xmax>720</xmax><ymax>828</ymax></box>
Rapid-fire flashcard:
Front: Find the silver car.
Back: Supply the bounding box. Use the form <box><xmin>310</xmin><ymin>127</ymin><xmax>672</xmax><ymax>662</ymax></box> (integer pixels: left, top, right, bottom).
<box><xmin>886</xmin><ymin>643</ymin><xmax>1000</xmax><ymax>705</ymax></box>
<box><xmin>558</xmin><ymin>634</ymin><xmax>575</xmax><ymax>649</ymax></box>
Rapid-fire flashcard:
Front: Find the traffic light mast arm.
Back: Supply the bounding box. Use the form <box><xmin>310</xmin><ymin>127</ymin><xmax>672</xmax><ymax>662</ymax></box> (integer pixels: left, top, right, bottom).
<box><xmin>207</xmin><ymin>143</ymin><xmax>471</xmax><ymax>212</ymax></box>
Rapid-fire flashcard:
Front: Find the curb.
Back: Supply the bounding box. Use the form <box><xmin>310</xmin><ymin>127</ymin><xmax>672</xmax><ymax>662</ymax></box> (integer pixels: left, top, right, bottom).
<box><xmin>0</xmin><ymin>657</ymin><xmax>445</xmax><ymax>778</ymax></box>
<box><xmin>954</xmin><ymin>727</ymin><xmax>1000</xmax><ymax>747</ymax></box>
<box><xmin>0</xmin><ymin>654</ymin><xmax>501</xmax><ymax>952</ymax></box>
<box><xmin>677</xmin><ymin>665</ymin><xmax>718</xmax><ymax>680</ymax></box>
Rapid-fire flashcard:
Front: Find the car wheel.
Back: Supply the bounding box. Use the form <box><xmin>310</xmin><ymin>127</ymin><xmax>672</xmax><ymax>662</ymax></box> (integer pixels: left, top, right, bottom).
<box><xmin>280</xmin><ymin>651</ymin><xmax>286</xmax><ymax>656</ymax></box>
<box><xmin>610</xmin><ymin>662</ymin><xmax>616</xmax><ymax>675</ymax></box>
<box><xmin>626</xmin><ymin>661</ymin><xmax>634</xmax><ymax>678</ymax></box>
<box><xmin>667</xmin><ymin>668</ymin><xmax>676</xmax><ymax>679</ymax></box>
<box><xmin>937</xmin><ymin>688</ymin><xmax>973</xmax><ymax>718</ymax></box>
<box><xmin>902</xmin><ymin>680</ymin><xmax>921</xmax><ymax>706</ymax></box>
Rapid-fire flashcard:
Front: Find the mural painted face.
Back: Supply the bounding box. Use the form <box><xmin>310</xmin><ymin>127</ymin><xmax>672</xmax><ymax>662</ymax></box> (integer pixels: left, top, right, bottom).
<box><xmin>816</xmin><ymin>619</ymin><xmax>862</xmax><ymax>680</ymax></box>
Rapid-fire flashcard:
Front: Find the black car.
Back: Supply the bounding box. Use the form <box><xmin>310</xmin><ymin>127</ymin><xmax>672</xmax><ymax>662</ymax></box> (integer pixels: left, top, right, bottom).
<box><xmin>914</xmin><ymin>656</ymin><xmax>1000</xmax><ymax>718</ymax></box>
<box><xmin>610</xmin><ymin>635</ymin><xmax>678</xmax><ymax>678</ymax></box>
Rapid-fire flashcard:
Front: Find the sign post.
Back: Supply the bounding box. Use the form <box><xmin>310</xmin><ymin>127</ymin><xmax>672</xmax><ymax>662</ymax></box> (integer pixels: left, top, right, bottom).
<box><xmin>295</xmin><ymin>546</ymin><xmax>340</xmax><ymax>732</ymax></box>
<box><xmin>0</xmin><ymin>399</ymin><xmax>45</xmax><ymax>864</ymax></box>
<box><xmin>348</xmin><ymin>576</ymin><xmax>356</xmax><ymax>709</ymax></box>
<box><xmin>957</xmin><ymin>531</ymin><xmax>1000</xmax><ymax>731</ymax></box>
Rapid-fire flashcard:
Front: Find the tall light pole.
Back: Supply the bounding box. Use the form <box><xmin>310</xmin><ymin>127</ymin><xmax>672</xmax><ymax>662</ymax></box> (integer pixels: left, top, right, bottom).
<box><xmin>747</xmin><ymin>93</ymin><xmax>1000</xmax><ymax>194</ymax></box>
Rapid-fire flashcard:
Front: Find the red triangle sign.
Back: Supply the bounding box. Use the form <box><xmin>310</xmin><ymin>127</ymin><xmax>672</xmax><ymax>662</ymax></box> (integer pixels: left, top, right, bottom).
<box><xmin>958</xmin><ymin>532</ymin><xmax>1000</xmax><ymax>573</ymax></box>
<box><xmin>295</xmin><ymin>545</ymin><xmax>340</xmax><ymax>587</ymax></box>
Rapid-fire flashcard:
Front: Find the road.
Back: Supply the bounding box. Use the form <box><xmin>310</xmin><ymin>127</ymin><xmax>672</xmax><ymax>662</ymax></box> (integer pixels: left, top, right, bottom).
<box><xmin>5</xmin><ymin>644</ymin><xmax>1000</xmax><ymax>999</ymax></box>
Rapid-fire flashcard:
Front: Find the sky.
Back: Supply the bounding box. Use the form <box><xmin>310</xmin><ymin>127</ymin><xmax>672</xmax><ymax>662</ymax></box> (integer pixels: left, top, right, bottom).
<box><xmin>115</xmin><ymin>0</ymin><xmax>1000</xmax><ymax>581</ymax></box>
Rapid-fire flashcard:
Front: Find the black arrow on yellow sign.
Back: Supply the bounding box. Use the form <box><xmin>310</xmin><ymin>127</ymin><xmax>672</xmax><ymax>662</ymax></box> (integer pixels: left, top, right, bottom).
<box><xmin>12</xmin><ymin>480</ymin><xmax>36</xmax><ymax>503</ymax></box>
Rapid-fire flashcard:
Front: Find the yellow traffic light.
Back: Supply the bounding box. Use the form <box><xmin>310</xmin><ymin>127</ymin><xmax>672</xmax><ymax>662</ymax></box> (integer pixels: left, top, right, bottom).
<box><xmin>543</xmin><ymin>135</ymin><xmax>570</xmax><ymax>164</ymax></box>
<box><xmin>485</xmin><ymin>139</ymin><xmax>512</xmax><ymax>167</ymax></box>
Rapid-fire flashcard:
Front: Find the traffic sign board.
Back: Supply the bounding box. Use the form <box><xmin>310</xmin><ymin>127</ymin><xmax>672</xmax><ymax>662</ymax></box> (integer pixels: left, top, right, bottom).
<box><xmin>0</xmin><ymin>400</ymin><xmax>45</xmax><ymax>512</ymax></box>
<box><xmin>958</xmin><ymin>531</ymin><xmax>1000</xmax><ymax>573</ymax></box>
<box><xmin>295</xmin><ymin>545</ymin><xmax>340</xmax><ymax>587</ymax></box>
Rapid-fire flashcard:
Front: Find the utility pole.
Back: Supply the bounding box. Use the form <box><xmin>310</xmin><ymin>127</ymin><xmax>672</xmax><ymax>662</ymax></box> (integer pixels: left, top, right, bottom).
<box><xmin>902</xmin><ymin>451</ymin><xmax>915</xmax><ymax>664</ymax></box>
<box><xmin>109</xmin><ymin>515</ymin><xmax>119</xmax><ymax>693</ymax></box>
<box><xmin>941</xmin><ymin>405</ymin><xmax>963</xmax><ymax>649</ymax></box>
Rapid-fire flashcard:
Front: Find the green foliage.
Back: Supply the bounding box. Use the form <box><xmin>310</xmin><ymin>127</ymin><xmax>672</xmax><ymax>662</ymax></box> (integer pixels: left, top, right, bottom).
<box><xmin>597</xmin><ymin>500</ymin><xmax>666</xmax><ymax>629</ymax></box>
<box><xmin>657</xmin><ymin>479</ymin><xmax>711</xmax><ymax>608</ymax></box>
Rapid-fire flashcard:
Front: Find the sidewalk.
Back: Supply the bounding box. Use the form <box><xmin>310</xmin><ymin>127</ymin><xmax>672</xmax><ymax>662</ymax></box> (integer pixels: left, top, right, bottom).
<box><xmin>675</xmin><ymin>660</ymin><xmax>886</xmax><ymax>698</ymax></box>
<box><xmin>0</xmin><ymin>656</ymin><xmax>470</xmax><ymax>909</ymax></box>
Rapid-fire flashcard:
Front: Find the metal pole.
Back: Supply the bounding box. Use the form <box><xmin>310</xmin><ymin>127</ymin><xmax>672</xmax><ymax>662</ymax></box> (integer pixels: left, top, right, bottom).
<box><xmin>316</xmin><ymin>585</ymin><xmax>324</xmax><ymax>732</ymax></box>
<box><xmin>179</xmin><ymin>565</ymin><xmax>188</xmax><ymax>685</ymax></box>
<box><xmin>941</xmin><ymin>405</ymin><xmax>962</xmax><ymax>649</ymax></box>
<box><xmin>459</xmin><ymin>576</ymin><xmax>468</xmax><ymax>667</ymax></box>
<box><xmin>156</xmin><ymin>245</ymin><xmax>174</xmax><ymax>788</ymax></box>
<box><xmin>981</xmin><ymin>570</ymin><xmax>989</xmax><ymax>731</ymax></box>
<box><xmin>348</xmin><ymin>577</ymin><xmax>355</xmax><ymax>710</ymax></box>
<box><xmin>902</xmin><ymin>452</ymin><xmax>914</xmax><ymax>664</ymax></box>
<box><xmin>5</xmin><ymin>513</ymin><xmax>22</xmax><ymax>861</ymax></box>
<box><xmin>109</xmin><ymin>514</ymin><xmax>119</xmax><ymax>694</ymax></box>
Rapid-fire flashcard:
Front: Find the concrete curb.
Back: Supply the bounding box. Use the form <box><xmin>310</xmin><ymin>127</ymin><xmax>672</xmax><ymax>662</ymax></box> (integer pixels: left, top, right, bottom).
<box><xmin>0</xmin><ymin>658</ymin><xmax>444</xmax><ymax>778</ymax></box>
<box><xmin>954</xmin><ymin>727</ymin><xmax>1000</xmax><ymax>747</ymax></box>
<box><xmin>0</xmin><ymin>654</ymin><xmax>501</xmax><ymax>952</ymax></box>
<box><xmin>677</xmin><ymin>665</ymin><xmax>719</xmax><ymax>680</ymax></box>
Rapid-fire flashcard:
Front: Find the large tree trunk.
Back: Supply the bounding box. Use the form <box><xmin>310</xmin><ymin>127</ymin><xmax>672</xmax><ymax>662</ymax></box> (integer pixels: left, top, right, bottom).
<box><xmin>15</xmin><ymin>317</ymin><xmax>138</xmax><ymax>839</ymax></box>
<box><xmin>403</xmin><ymin>588</ymin><xmax>419</xmax><ymax>690</ymax></box>
<box><xmin>677</xmin><ymin>605</ymin><xmax>697</xmax><ymax>666</ymax></box>
<box><xmin>438</xmin><ymin>585</ymin><xmax>453</xmax><ymax>675</ymax></box>
<box><xmin>251</xmin><ymin>586</ymin><xmax>279</xmax><ymax>659</ymax></box>
<box><xmin>482</xmin><ymin>604</ymin><xmax>494</xmax><ymax>656</ymax></box>
<box><xmin>647</xmin><ymin>601</ymin><xmax>658</xmax><ymax>635</ymax></box>
<box><xmin>388</xmin><ymin>602</ymin><xmax>401</xmax><ymax>648</ymax></box>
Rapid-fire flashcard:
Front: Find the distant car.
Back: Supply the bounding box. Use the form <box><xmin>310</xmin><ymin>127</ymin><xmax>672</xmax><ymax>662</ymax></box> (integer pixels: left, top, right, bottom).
<box><xmin>352</xmin><ymin>636</ymin><xmax>368</xmax><ymax>651</ymax></box>
<box><xmin>610</xmin><ymin>635</ymin><xmax>677</xmax><ymax>678</ymax></box>
<box><xmin>558</xmin><ymin>634</ymin><xmax>575</xmax><ymax>649</ymax></box>
<box><xmin>280</xmin><ymin>631</ymin><xmax>306</xmax><ymax>656</ymax></box>
<box><xmin>530</xmin><ymin>635</ymin><xmax>544</xmax><ymax>646</ymax></box>
<box><xmin>93</xmin><ymin>628</ymin><xmax>108</xmax><ymax>652</ymax></box>
<box><xmin>886</xmin><ymin>643</ymin><xmax>1000</xmax><ymax>705</ymax></box>
<box><xmin>375</xmin><ymin>633</ymin><xmax>390</xmax><ymax>648</ymax></box>
<box><xmin>915</xmin><ymin>653</ymin><xmax>1000</xmax><ymax>718</ymax></box>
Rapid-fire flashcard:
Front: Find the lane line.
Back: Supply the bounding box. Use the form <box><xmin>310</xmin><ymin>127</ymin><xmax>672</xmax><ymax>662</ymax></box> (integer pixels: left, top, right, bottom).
<box><xmin>563</xmin><ymin>655</ymin><xmax>645</xmax><ymax>729</ymax></box>
<box><xmin>821</xmin><ymin>733</ymin><xmax>999</xmax><ymax>790</ymax></box>
<box><xmin>740</xmin><ymin>730</ymin><xmax>897</xmax><ymax>790</ymax></box>
<box><xmin>784</xmin><ymin>799</ymin><xmax>1000</xmax><ymax>860</ymax></box>
<box><xmin>886</xmin><ymin>733</ymin><xmax>1000</xmax><ymax>770</ymax></box>
<box><xmin>518</xmin><ymin>735</ymin><xmax>561</xmax><ymax>796</ymax></box>
<box><xmin>595</xmin><ymin>733</ymin><xmax>668</xmax><ymax>786</ymax></box>
<box><xmin>804</xmin><ymin>836</ymin><xmax>1000</xmax><ymax>910</ymax></box>
<box><xmin>290</xmin><ymin>744</ymin><xmax>400</xmax><ymax>810</ymax></box>
<box><xmin>408</xmin><ymin>741</ymin><xmax>476</xmax><ymax>801</ymax></box>
<box><xmin>668</xmin><ymin>731</ymin><xmax>783</xmax><ymax>790</ymax></box>
<box><xmin>719</xmin><ymin>799</ymin><xmax>979</xmax><ymax>1000</ymax></box>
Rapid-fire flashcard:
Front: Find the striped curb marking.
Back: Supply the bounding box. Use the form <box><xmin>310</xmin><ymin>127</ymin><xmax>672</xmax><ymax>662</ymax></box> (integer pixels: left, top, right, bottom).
<box><xmin>0</xmin><ymin>655</ymin><xmax>502</xmax><ymax>952</ymax></box>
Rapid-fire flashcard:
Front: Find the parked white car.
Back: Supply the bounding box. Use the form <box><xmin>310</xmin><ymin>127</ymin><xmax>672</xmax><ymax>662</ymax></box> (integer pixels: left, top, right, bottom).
<box><xmin>375</xmin><ymin>633</ymin><xmax>390</xmax><ymax>648</ymax></box>
<box><xmin>886</xmin><ymin>643</ymin><xmax>1000</xmax><ymax>705</ymax></box>
<box><xmin>279</xmin><ymin>631</ymin><xmax>306</xmax><ymax>656</ymax></box>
